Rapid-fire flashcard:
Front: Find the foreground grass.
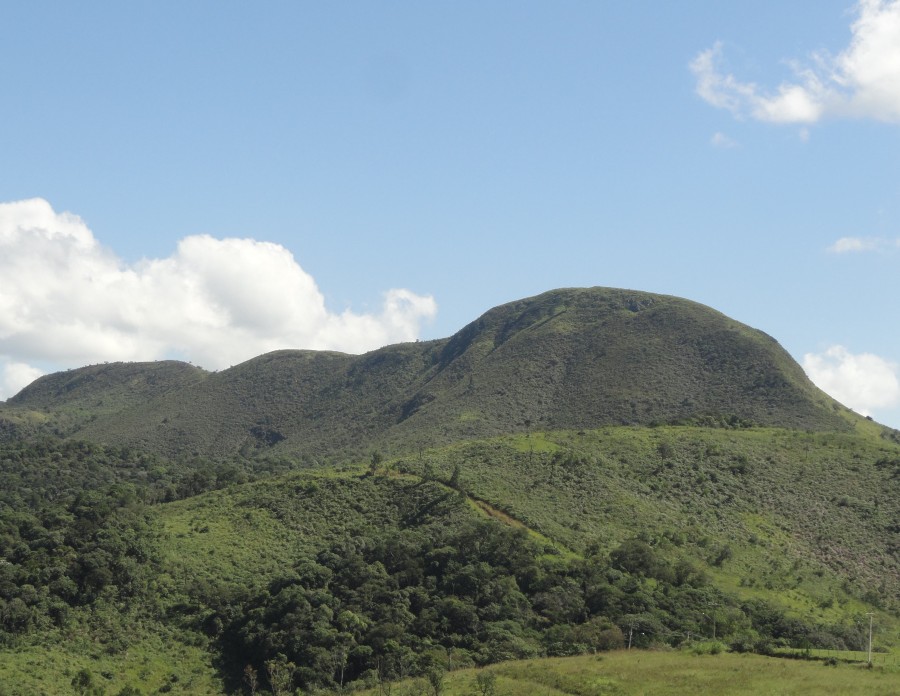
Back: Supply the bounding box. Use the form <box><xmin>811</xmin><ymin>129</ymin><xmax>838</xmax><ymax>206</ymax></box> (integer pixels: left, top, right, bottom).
<box><xmin>362</xmin><ymin>650</ymin><xmax>899</xmax><ymax>696</ymax></box>
<box><xmin>3</xmin><ymin>644</ymin><xmax>896</xmax><ymax>695</ymax></box>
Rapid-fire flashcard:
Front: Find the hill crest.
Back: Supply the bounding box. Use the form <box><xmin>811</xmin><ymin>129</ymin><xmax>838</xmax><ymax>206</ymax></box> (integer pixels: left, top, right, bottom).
<box><xmin>2</xmin><ymin>287</ymin><xmax>854</xmax><ymax>455</ymax></box>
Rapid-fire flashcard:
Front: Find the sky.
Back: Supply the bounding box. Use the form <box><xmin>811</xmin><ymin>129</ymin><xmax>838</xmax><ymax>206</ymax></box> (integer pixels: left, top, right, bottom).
<box><xmin>1</xmin><ymin>1</ymin><xmax>899</xmax><ymax>428</ymax></box>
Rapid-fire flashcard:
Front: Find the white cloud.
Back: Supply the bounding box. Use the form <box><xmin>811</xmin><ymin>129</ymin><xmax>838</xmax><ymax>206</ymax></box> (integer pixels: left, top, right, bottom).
<box><xmin>1</xmin><ymin>362</ymin><xmax>45</xmax><ymax>398</ymax></box>
<box><xmin>710</xmin><ymin>131</ymin><xmax>738</xmax><ymax>148</ymax></box>
<box><xmin>803</xmin><ymin>345</ymin><xmax>900</xmax><ymax>417</ymax></box>
<box><xmin>827</xmin><ymin>235</ymin><xmax>900</xmax><ymax>252</ymax></box>
<box><xmin>0</xmin><ymin>198</ymin><xmax>437</xmax><ymax>399</ymax></box>
<box><xmin>828</xmin><ymin>236</ymin><xmax>880</xmax><ymax>252</ymax></box>
<box><xmin>691</xmin><ymin>0</ymin><xmax>900</xmax><ymax>125</ymax></box>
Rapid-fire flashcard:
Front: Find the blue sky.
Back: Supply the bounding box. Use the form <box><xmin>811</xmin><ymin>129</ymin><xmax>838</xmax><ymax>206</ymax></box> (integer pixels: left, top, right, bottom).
<box><xmin>1</xmin><ymin>1</ymin><xmax>899</xmax><ymax>428</ymax></box>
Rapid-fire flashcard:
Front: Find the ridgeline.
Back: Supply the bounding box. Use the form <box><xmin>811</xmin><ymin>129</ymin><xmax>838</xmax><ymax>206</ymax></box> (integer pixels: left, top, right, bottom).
<box><xmin>6</xmin><ymin>287</ymin><xmax>853</xmax><ymax>457</ymax></box>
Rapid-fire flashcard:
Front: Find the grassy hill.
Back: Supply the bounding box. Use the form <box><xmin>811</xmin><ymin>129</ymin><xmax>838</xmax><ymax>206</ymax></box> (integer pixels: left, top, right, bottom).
<box><xmin>1</xmin><ymin>360</ymin><xmax>208</xmax><ymax>441</ymax></box>
<box><xmin>154</xmin><ymin>425</ymin><xmax>898</xmax><ymax>622</ymax></box>
<box><xmin>2</xmin><ymin>287</ymin><xmax>856</xmax><ymax>458</ymax></box>
<box><xmin>6</xmin><ymin>360</ymin><xmax>207</xmax><ymax>413</ymax></box>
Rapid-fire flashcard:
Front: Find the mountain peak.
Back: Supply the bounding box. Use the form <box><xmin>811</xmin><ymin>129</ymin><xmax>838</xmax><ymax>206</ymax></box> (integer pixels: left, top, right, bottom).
<box><xmin>2</xmin><ymin>288</ymin><xmax>853</xmax><ymax>456</ymax></box>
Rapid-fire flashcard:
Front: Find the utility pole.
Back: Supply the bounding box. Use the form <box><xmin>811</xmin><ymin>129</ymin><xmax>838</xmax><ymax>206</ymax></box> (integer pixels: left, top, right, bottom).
<box><xmin>702</xmin><ymin>607</ymin><xmax>718</xmax><ymax>641</ymax></box>
<box><xmin>709</xmin><ymin>602</ymin><xmax>719</xmax><ymax>641</ymax></box>
<box><xmin>866</xmin><ymin>613</ymin><xmax>874</xmax><ymax>665</ymax></box>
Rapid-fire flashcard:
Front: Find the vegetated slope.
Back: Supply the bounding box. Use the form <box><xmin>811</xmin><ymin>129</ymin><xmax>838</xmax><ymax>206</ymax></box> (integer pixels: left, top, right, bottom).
<box><xmin>9</xmin><ymin>287</ymin><xmax>853</xmax><ymax>458</ymax></box>
<box><xmin>142</xmin><ymin>426</ymin><xmax>900</xmax><ymax>690</ymax></box>
<box><xmin>6</xmin><ymin>359</ymin><xmax>208</xmax><ymax>412</ymax></box>
<box><xmin>1</xmin><ymin>427</ymin><xmax>897</xmax><ymax>692</ymax></box>
<box><xmin>72</xmin><ymin>347</ymin><xmax>431</xmax><ymax>458</ymax></box>
<box><xmin>401</xmin><ymin>427</ymin><xmax>900</xmax><ymax>611</ymax></box>
<box><xmin>0</xmin><ymin>360</ymin><xmax>208</xmax><ymax>441</ymax></box>
<box><xmin>380</xmin><ymin>287</ymin><xmax>850</xmax><ymax>448</ymax></box>
<box><xmin>153</xmin><ymin>425</ymin><xmax>900</xmax><ymax>622</ymax></box>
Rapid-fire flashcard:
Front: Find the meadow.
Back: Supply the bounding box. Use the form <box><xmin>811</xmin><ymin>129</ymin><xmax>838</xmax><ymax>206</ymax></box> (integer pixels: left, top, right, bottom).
<box><xmin>357</xmin><ymin>649</ymin><xmax>900</xmax><ymax>696</ymax></box>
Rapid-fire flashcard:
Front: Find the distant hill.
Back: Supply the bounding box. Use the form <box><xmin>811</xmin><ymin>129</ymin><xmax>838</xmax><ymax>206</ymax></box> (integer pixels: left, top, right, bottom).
<box><xmin>3</xmin><ymin>287</ymin><xmax>854</xmax><ymax>457</ymax></box>
<box><xmin>7</xmin><ymin>359</ymin><xmax>207</xmax><ymax>412</ymax></box>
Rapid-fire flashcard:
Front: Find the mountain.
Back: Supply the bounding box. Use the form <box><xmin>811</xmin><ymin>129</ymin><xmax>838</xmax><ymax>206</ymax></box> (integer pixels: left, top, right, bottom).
<box><xmin>3</xmin><ymin>287</ymin><xmax>855</xmax><ymax>458</ymax></box>
<box><xmin>6</xmin><ymin>359</ymin><xmax>206</xmax><ymax>414</ymax></box>
<box><xmin>1</xmin><ymin>286</ymin><xmax>897</xmax><ymax>695</ymax></box>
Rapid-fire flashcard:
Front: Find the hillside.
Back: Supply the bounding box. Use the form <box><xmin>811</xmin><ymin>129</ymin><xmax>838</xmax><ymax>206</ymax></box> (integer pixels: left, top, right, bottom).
<box><xmin>2</xmin><ymin>287</ymin><xmax>855</xmax><ymax>458</ymax></box>
<box><xmin>0</xmin><ymin>427</ymin><xmax>897</xmax><ymax>694</ymax></box>
<box><xmin>6</xmin><ymin>360</ymin><xmax>207</xmax><ymax>412</ymax></box>
<box><xmin>1</xmin><ymin>286</ymin><xmax>897</xmax><ymax>694</ymax></box>
<box><xmin>0</xmin><ymin>360</ymin><xmax>208</xmax><ymax>441</ymax></box>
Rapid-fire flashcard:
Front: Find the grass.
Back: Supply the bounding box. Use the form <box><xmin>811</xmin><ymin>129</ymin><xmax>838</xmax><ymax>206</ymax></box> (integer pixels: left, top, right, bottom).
<box><xmin>775</xmin><ymin>647</ymin><xmax>900</xmax><ymax>667</ymax></box>
<box><xmin>160</xmin><ymin>485</ymin><xmax>305</xmax><ymax>589</ymax></box>
<box><xmin>156</xmin><ymin>468</ymin><xmax>481</xmax><ymax>595</ymax></box>
<box><xmin>358</xmin><ymin>650</ymin><xmax>900</xmax><ymax>696</ymax></box>
<box><xmin>415</xmin><ymin>426</ymin><xmax>900</xmax><ymax>620</ymax></box>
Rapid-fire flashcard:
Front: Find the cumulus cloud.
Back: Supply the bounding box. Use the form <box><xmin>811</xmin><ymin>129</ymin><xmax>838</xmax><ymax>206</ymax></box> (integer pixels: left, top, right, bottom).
<box><xmin>827</xmin><ymin>235</ymin><xmax>900</xmax><ymax>252</ymax></box>
<box><xmin>0</xmin><ymin>198</ymin><xmax>437</xmax><ymax>399</ymax></box>
<box><xmin>691</xmin><ymin>0</ymin><xmax>900</xmax><ymax>124</ymax></box>
<box><xmin>803</xmin><ymin>345</ymin><xmax>900</xmax><ymax>416</ymax></box>
<box><xmin>828</xmin><ymin>236</ymin><xmax>881</xmax><ymax>252</ymax></box>
<box><xmin>0</xmin><ymin>362</ymin><xmax>45</xmax><ymax>399</ymax></box>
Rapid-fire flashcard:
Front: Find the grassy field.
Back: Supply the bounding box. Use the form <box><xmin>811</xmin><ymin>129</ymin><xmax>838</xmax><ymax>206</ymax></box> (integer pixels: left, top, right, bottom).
<box><xmin>775</xmin><ymin>647</ymin><xmax>900</xmax><ymax>667</ymax></box>
<box><xmin>359</xmin><ymin>650</ymin><xmax>900</xmax><ymax>696</ymax></box>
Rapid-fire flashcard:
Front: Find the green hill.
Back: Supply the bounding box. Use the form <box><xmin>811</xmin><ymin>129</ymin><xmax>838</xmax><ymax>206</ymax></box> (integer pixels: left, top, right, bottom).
<box><xmin>1</xmin><ymin>360</ymin><xmax>208</xmax><ymax>441</ymax></box>
<box><xmin>0</xmin><ymin>286</ymin><xmax>897</xmax><ymax>695</ymax></box>
<box><xmin>7</xmin><ymin>360</ymin><xmax>207</xmax><ymax>413</ymax></box>
<box><xmin>3</xmin><ymin>287</ymin><xmax>855</xmax><ymax>458</ymax></box>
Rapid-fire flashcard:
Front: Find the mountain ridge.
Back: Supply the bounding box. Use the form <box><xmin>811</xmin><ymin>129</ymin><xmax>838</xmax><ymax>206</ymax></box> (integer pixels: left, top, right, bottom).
<box><xmin>2</xmin><ymin>287</ymin><xmax>857</xmax><ymax>457</ymax></box>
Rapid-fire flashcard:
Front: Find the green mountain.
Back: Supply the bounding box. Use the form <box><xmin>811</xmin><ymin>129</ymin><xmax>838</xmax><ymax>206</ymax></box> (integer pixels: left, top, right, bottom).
<box><xmin>0</xmin><ymin>287</ymin><xmax>897</xmax><ymax>695</ymax></box>
<box><xmin>4</xmin><ymin>288</ymin><xmax>853</xmax><ymax>458</ymax></box>
<box><xmin>6</xmin><ymin>359</ymin><xmax>206</xmax><ymax>413</ymax></box>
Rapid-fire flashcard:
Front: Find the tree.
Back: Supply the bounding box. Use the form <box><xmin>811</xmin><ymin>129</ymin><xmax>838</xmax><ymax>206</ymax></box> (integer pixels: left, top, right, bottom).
<box><xmin>115</xmin><ymin>687</ymin><xmax>142</xmax><ymax>696</ymax></box>
<box><xmin>573</xmin><ymin>616</ymin><xmax>625</xmax><ymax>652</ymax></box>
<box><xmin>426</xmin><ymin>667</ymin><xmax>445</xmax><ymax>696</ymax></box>
<box><xmin>243</xmin><ymin>665</ymin><xmax>259</xmax><ymax>695</ymax></box>
<box><xmin>71</xmin><ymin>668</ymin><xmax>104</xmax><ymax>696</ymax></box>
<box><xmin>370</xmin><ymin>451</ymin><xmax>384</xmax><ymax>476</ymax></box>
<box><xmin>449</xmin><ymin>464</ymin><xmax>461</xmax><ymax>490</ymax></box>
<box><xmin>265</xmin><ymin>655</ymin><xmax>296</xmax><ymax>696</ymax></box>
<box><xmin>610</xmin><ymin>539</ymin><xmax>661</xmax><ymax>578</ymax></box>
<box><xmin>473</xmin><ymin>671</ymin><xmax>497</xmax><ymax>696</ymax></box>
